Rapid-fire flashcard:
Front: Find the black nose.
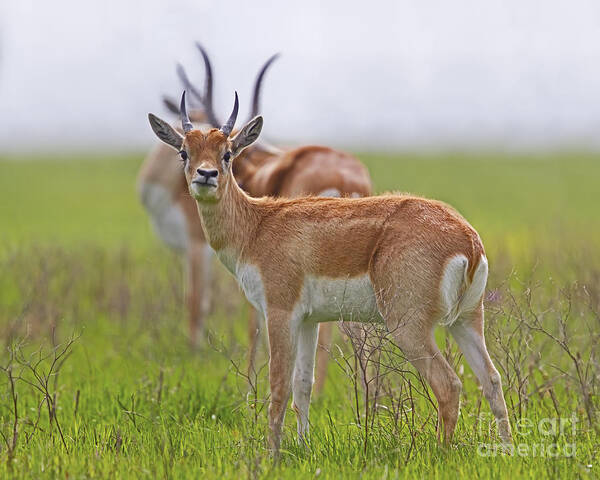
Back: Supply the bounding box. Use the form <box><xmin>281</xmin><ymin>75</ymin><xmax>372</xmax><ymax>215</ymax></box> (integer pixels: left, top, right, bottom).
<box><xmin>196</xmin><ymin>168</ymin><xmax>218</xmax><ymax>178</ymax></box>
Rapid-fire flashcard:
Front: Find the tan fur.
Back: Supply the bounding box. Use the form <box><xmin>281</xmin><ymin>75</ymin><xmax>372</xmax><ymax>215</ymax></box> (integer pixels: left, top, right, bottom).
<box><xmin>160</xmin><ymin>126</ymin><xmax>511</xmax><ymax>453</ymax></box>
<box><xmin>246</xmin><ymin>145</ymin><xmax>371</xmax><ymax>198</ymax></box>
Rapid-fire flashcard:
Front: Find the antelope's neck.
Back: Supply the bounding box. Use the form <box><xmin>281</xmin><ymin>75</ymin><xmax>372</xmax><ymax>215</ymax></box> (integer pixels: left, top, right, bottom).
<box><xmin>195</xmin><ymin>177</ymin><xmax>261</xmax><ymax>261</ymax></box>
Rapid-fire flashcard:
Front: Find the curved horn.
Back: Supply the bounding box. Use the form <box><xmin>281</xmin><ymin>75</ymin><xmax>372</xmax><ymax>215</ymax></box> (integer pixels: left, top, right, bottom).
<box><xmin>249</xmin><ymin>53</ymin><xmax>280</xmax><ymax>119</ymax></box>
<box><xmin>180</xmin><ymin>91</ymin><xmax>194</xmax><ymax>133</ymax></box>
<box><xmin>176</xmin><ymin>64</ymin><xmax>203</xmax><ymax>106</ymax></box>
<box><xmin>221</xmin><ymin>92</ymin><xmax>239</xmax><ymax>137</ymax></box>
<box><xmin>176</xmin><ymin>62</ymin><xmax>220</xmax><ymax>127</ymax></box>
<box><xmin>195</xmin><ymin>42</ymin><xmax>220</xmax><ymax>127</ymax></box>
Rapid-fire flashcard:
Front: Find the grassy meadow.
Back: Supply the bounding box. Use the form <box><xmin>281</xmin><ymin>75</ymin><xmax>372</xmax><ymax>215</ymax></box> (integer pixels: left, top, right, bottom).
<box><xmin>0</xmin><ymin>151</ymin><xmax>599</xmax><ymax>478</ymax></box>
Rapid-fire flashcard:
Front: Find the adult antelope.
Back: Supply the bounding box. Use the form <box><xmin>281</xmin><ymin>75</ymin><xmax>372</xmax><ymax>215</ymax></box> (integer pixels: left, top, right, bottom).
<box><xmin>175</xmin><ymin>46</ymin><xmax>372</xmax><ymax>390</ymax></box>
<box><xmin>139</xmin><ymin>45</ymin><xmax>372</xmax><ymax>396</ymax></box>
<box><xmin>148</xmin><ymin>93</ymin><xmax>513</xmax><ymax>453</ymax></box>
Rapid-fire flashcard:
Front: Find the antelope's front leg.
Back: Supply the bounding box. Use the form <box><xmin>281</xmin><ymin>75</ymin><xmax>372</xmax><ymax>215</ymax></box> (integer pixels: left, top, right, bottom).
<box><xmin>267</xmin><ymin>308</ymin><xmax>299</xmax><ymax>454</ymax></box>
<box><xmin>292</xmin><ymin>321</ymin><xmax>319</xmax><ymax>443</ymax></box>
<box><xmin>247</xmin><ymin>306</ymin><xmax>261</xmax><ymax>380</ymax></box>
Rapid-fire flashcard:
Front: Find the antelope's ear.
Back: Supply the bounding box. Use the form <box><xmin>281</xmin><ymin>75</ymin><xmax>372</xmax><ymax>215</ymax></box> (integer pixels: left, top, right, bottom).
<box><xmin>148</xmin><ymin>113</ymin><xmax>184</xmax><ymax>150</ymax></box>
<box><xmin>231</xmin><ymin>116</ymin><xmax>263</xmax><ymax>156</ymax></box>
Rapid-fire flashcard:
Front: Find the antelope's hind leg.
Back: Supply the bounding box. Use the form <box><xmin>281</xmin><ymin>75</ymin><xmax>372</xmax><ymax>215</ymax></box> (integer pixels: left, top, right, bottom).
<box><xmin>371</xmin><ymin>267</ymin><xmax>462</xmax><ymax>443</ymax></box>
<box><xmin>185</xmin><ymin>242</ymin><xmax>212</xmax><ymax>346</ymax></box>
<box><xmin>449</xmin><ymin>304</ymin><xmax>512</xmax><ymax>444</ymax></box>
<box><xmin>313</xmin><ymin>322</ymin><xmax>332</xmax><ymax>395</ymax></box>
<box><xmin>388</xmin><ymin>315</ymin><xmax>462</xmax><ymax>443</ymax></box>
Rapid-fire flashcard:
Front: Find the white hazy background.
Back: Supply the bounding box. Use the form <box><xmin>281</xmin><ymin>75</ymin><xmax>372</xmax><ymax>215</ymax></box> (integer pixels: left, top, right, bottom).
<box><xmin>1</xmin><ymin>0</ymin><xmax>600</xmax><ymax>152</ymax></box>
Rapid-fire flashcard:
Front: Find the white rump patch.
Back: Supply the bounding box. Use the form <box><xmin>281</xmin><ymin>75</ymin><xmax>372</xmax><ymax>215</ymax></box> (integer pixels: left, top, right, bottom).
<box><xmin>318</xmin><ymin>188</ymin><xmax>341</xmax><ymax>198</ymax></box>
<box><xmin>439</xmin><ymin>254</ymin><xmax>488</xmax><ymax>327</ymax></box>
<box><xmin>138</xmin><ymin>182</ymin><xmax>188</xmax><ymax>252</ymax></box>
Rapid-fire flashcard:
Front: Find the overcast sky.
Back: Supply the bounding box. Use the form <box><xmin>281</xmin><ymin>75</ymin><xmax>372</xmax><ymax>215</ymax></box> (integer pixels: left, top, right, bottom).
<box><xmin>1</xmin><ymin>0</ymin><xmax>600</xmax><ymax>151</ymax></box>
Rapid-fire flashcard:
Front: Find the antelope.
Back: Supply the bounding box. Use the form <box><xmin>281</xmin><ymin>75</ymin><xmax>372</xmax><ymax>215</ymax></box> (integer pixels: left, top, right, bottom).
<box><xmin>139</xmin><ymin>44</ymin><xmax>372</xmax><ymax>395</ymax></box>
<box><xmin>148</xmin><ymin>93</ymin><xmax>513</xmax><ymax>453</ymax></box>
<box><xmin>176</xmin><ymin>47</ymin><xmax>372</xmax><ymax>390</ymax></box>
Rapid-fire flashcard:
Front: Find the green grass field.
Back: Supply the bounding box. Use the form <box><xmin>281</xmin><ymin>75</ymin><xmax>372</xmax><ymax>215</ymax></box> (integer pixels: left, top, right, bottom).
<box><xmin>0</xmin><ymin>152</ymin><xmax>599</xmax><ymax>478</ymax></box>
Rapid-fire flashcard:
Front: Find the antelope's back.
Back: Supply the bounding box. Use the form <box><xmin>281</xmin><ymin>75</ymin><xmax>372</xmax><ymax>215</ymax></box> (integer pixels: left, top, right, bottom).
<box><xmin>246</xmin><ymin>146</ymin><xmax>372</xmax><ymax>199</ymax></box>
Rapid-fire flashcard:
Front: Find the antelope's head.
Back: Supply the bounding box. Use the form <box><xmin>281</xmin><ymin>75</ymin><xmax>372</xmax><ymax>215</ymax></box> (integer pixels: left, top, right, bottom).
<box><xmin>148</xmin><ymin>92</ymin><xmax>263</xmax><ymax>203</ymax></box>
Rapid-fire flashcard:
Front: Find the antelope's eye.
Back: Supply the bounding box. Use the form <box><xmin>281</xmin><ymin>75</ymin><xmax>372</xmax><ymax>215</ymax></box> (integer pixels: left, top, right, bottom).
<box><xmin>179</xmin><ymin>150</ymin><xmax>188</xmax><ymax>162</ymax></box>
<box><xmin>223</xmin><ymin>151</ymin><xmax>231</xmax><ymax>162</ymax></box>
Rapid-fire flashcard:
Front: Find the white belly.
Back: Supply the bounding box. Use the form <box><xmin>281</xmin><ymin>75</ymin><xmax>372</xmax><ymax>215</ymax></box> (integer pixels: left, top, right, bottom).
<box><xmin>225</xmin><ymin>255</ymin><xmax>382</xmax><ymax>324</ymax></box>
<box><xmin>300</xmin><ymin>274</ymin><xmax>382</xmax><ymax>323</ymax></box>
